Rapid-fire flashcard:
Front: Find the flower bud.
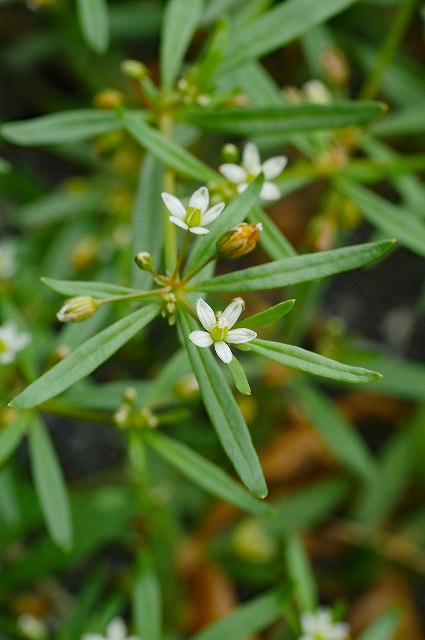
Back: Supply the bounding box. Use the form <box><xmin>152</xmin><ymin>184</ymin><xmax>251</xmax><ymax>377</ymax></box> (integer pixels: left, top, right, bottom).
<box><xmin>120</xmin><ymin>59</ymin><xmax>148</xmax><ymax>79</ymax></box>
<box><xmin>221</xmin><ymin>143</ymin><xmax>239</xmax><ymax>163</ymax></box>
<box><xmin>321</xmin><ymin>47</ymin><xmax>349</xmax><ymax>87</ymax></box>
<box><xmin>57</xmin><ymin>296</ymin><xmax>98</xmax><ymax>323</ymax></box>
<box><xmin>93</xmin><ymin>89</ymin><xmax>124</xmax><ymax>110</ymax></box>
<box><xmin>134</xmin><ymin>251</ymin><xmax>153</xmax><ymax>272</ymax></box>
<box><xmin>217</xmin><ymin>223</ymin><xmax>263</xmax><ymax>259</ymax></box>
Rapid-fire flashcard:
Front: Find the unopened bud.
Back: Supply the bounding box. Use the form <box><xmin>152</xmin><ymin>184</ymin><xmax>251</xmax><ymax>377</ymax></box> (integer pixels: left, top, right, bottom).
<box><xmin>321</xmin><ymin>47</ymin><xmax>349</xmax><ymax>87</ymax></box>
<box><xmin>57</xmin><ymin>296</ymin><xmax>98</xmax><ymax>323</ymax></box>
<box><xmin>303</xmin><ymin>79</ymin><xmax>332</xmax><ymax>105</ymax></box>
<box><xmin>217</xmin><ymin>223</ymin><xmax>262</xmax><ymax>259</ymax></box>
<box><xmin>93</xmin><ymin>89</ymin><xmax>124</xmax><ymax>110</ymax></box>
<box><xmin>135</xmin><ymin>251</ymin><xmax>153</xmax><ymax>272</ymax></box>
<box><xmin>221</xmin><ymin>143</ymin><xmax>239</xmax><ymax>163</ymax></box>
<box><xmin>120</xmin><ymin>59</ymin><xmax>148</xmax><ymax>79</ymax></box>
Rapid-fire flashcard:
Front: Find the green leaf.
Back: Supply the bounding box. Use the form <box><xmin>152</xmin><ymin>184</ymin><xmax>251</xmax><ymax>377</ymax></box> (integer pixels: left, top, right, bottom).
<box><xmin>250</xmin><ymin>339</ymin><xmax>381</xmax><ymax>384</ymax></box>
<box><xmin>228</xmin><ymin>355</ymin><xmax>251</xmax><ymax>395</ymax></box>
<box><xmin>133</xmin><ymin>551</ymin><xmax>162</xmax><ymax>640</ymax></box>
<box><xmin>28</xmin><ymin>417</ymin><xmax>73</xmax><ymax>550</ymax></box>
<box><xmin>76</xmin><ymin>0</ymin><xmax>109</xmax><ymax>54</ymax></box>
<box><xmin>178</xmin><ymin>309</ymin><xmax>267</xmax><ymax>498</ymax></box>
<box><xmin>357</xmin><ymin>608</ymin><xmax>400</xmax><ymax>640</ymax></box>
<box><xmin>1</xmin><ymin>110</ymin><xmax>122</xmax><ymax>146</ymax></box>
<box><xmin>220</xmin><ymin>0</ymin><xmax>362</xmax><ymax>73</ymax></box>
<box><xmin>10</xmin><ymin>304</ymin><xmax>159</xmax><ymax>409</ymax></box>
<box><xmin>42</xmin><ymin>277</ymin><xmax>149</xmax><ymax>300</ymax></box>
<box><xmin>285</xmin><ymin>534</ymin><xmax>317</xmax><ymax>612</ymax></box>
<box><xmin>144</xmin><ymin>431</ymin><xmax>269</xmax><ymax>516</ymax></box>
<box><xmin>293</xmin><ymin>382</ymin><xmax>376</xmax><ymax>480</ymax></box>
<box><xmin>140</xmin><ymin>348</ymin><xmax>191</xmax><ymax>405</ymax></box>
<box><xmin>183</xmin><ymin>102</ymin><xmax>385</xmax><ymax>135</ymax></box>
<box><xmin>122</xmin><ymin>111</ymin><xmax>218</xmax><ymax>182</ymax></box>
<box><xmin>372</xmin><ymin>106</ymin><xmax>425</xmax><ymax>137</ymax></box>
<box><xmin>184</xmin><ymin>174</ymin><xmax>264</xmax><ymax>279</ymax></box>
<box><xmin>190</xmin><ymin>589</ymin><xmax>288</xmax><ymax>640</ymax></box>
<box><xmin>0</xmin><ymin>467</ymin><xmax>21</xmax><ymax>526</ymax></box>
<box><xmin>239</xmin><ymin>299</ymin><xmax>295</xmax><ymax>330</ymax></box>
<box><xmin>194</xmin><ymin>240</ymin><xmax>394</xmax><ymax>292</ymax></box>
<box><xmin>247</xmin><ymin>205</ymin><xmax>297</xmax><ymax>260</ymax></box>
<box><xmin>160</xmin><ymin>0</ymin><xmax>204</xmax><ymax>89</ymax></box>
<box><xmin>337</xmin><ymin>179</ymin><xmax>425</xmax><ymax>258</ymax></box>
<box><xmin>0</xmin><ymin>416</ymin><xmax>27</xmax><ymax>467</ymax></box>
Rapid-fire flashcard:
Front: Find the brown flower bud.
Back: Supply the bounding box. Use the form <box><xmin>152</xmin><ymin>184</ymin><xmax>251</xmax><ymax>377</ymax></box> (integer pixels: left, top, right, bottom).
<box><xmin>93</xmin><ymin>89</ymin><xmax>124</xmax><ymax>110</ymax></box>
<box><xmin>216</xmin><ymin>222</ymin><xmax>262</xmax><ymax>259</ymax></box>
<box><xmin>57</xmin><ymin>296</ymin><xmax>98</xmax><ymax>323</ymax></box>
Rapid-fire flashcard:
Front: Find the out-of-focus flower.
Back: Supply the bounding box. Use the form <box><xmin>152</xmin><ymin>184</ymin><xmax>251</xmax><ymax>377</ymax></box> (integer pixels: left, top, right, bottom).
<box><xmin>0</xmin><ymin>322</ymin><xmax>31</xmax><ymax>364</ymax></box>
<box><xmin>299</xmin><ymin>608</ymin><xmax>350</xmax><ymax>640</ymax></box>
<box><xmin>83</xmin><ymin>617</ymin><xmax>140</xmax><ymax>640</ymax></box>
<box><xmin>0</xmin><ymin>240</ymin><xmax>17</xmax><ymax>280</ymax></box>
<box><xmin>161</xmin><ymin>186</ymin><xmax>224</xmax><ymax>235</ymax></box>
<box><xmin>302</xmin><ymin>79</ymin><xmax>332</xmax><ymax>105</ymax></box>
<box><xmin>16</xmin><ymin>614</ymin><xmax>46</xmax><ymax>639</ymax></box>
<box><xmin>219</xmin><ymin>142</ymin><xmax>287</xmax><ymax>201</ymax></box>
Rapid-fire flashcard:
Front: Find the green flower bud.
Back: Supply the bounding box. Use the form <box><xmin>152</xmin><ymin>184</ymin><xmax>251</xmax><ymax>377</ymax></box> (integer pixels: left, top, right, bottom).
<box><xmin>134</xmin><ymin>251</ymin><xmax>153</xmax><ymax>272</ymax></box>
<box><xmin>221</xmin><ymin>143</ymin><xmax>239</xmax><ymax>163</ymax></box>
<box><xmin>120</xmin><ymin>59</ymin><xmax>148</xmax><ymax>79</ymax></box>
<box><xmin>57</xmin><ymin>296</ymin><xmax>98</xmax><ymax>323</ymax></box>
<box><xmin>216</xmin><ymin>222</ymin><xmax>262</xmax><ymax>259</ymax></box>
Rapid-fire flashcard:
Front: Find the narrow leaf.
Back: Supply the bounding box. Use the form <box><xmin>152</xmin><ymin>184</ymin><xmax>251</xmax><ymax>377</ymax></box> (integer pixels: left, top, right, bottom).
<box><xmin>160</xmin><ymin>0</ymin><xmax>204</xmax><ymax>89</ymax></box>
<box><xmin>29</xmin><ymin>417</ymin><xmax>73</xmax><ymax>549</ymax></box>
<box><xmin>133</xmin><ymin>552</ymin><xmax>162</xmax><ymax>640</ymax></box>
<box><xmin>122</xmin><ymin>111</ymin><xmax>218</xmax><ymax>182</ymax></box>
<box><xmin>194</xmin><ymin>240</ymin><xmax>394</xmax><ymax>292</ymax></box>
<box><xmin>285</xmin><ymin>534</ymin><xmax>317</xmax><ymax>612</ymax></box>
<box><xmin>144</xmin><ymin>431</ymin><xmax>269</xmax><ymax>516</ymax></box>
<box><xmin>76</xmin><ymin>0</ymin><xmax>109</xmax><ymax>54</ymax></box>
<box><xmin>239</xmin><ymin>300</ymin><xmax>295</xmax><ymax>330</ymax></box>
<box><xmin>10</xmin><ymin>305</ymin><xmax>159</xmax><ymax>409</ymax></box>
<box><xmin>228</xmin><ymin>356</ymin><xmax>251</xmax><ymax>395</ymax></box>
<box><xmin>0</xmin><ymin>415</ymin><xmax>27</xmax><ymax>466</ymax></box>
<box><xmin>1</xmin><ymin>110</ymin><xmax>121</xmax><ymax>146</ymax></box>
<box><xmin>178</xmin><ymin>309</ymin><xmax>267</xmax><ymax>498</ymax></box>
<box><xmin>250</xmin><ymin>339</ymin><xmax>382</xmax><ymax>384</ymax></box>
<box><xmin>358</xmin><ymin>609</ymin><xmax>400</xmax><ymax>640</ymax></box>
<box><xmin>42</xmin><ymin>277</ymin><xmax>148</xmax><ymax>300</ymax></box>
<box><xmin>248</xmin><ymin>205</ymin><xmax>297</xmax><ymax>259</ymax></box>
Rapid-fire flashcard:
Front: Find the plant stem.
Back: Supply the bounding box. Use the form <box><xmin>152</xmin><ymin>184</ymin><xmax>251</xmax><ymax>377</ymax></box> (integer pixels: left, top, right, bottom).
<box><xmin>171</xmin><ymin>230</ymin><xmax>191</xmax><ymax>281</ymax></box>
<box><xmin>159</xmin><ymin>112</ymin><xmax>178</xmax><ymax>273</ymax></box>
<box><xmin>359</xmin><ymin>0</ymin><xmax>417</xmax><ymax>100</ymax></box>
<box><xmin>97</xmin><ymin>288</ymin><xmax>168</xmax><ymax>306</ymax></box>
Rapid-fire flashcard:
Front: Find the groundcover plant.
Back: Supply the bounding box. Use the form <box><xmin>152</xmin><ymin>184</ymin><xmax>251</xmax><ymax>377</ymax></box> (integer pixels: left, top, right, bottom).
<box><xmin>1</xmin><ymin>0</ymin><xmax>425</xmax><ymax>638</ymax></box>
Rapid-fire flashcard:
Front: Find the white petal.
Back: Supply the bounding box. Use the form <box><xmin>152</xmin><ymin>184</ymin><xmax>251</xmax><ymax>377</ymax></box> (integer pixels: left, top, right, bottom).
<box><xmin>196</xmin><ymin>298</ymin><xmax>216</xmax><ymax>330</ymax></box>
<box><xmin>200</xmin><ymin>202</ymin><xmax>225</xmax><ymax>226</ymax></box>
<box><xmin>242</xmin><ymin>143</ymin><xmax>261</xmax><ymax>174</ymax></box>
<box><xmin>189</xmin><ymin>330</ymin><xmax>214</xmax><ymax>347</ymax></box>
<box><xmin>169</xmin><ymin>215</ymin><xmax>188</xmax><ymax>230</ymax></box>
<box><xmin>0</xmin><ymin>352</ymin><xmax>14</xmax><ymax>364</ymax></box>
<box><xmin>222</xmin><ymin>298</ymin><xmax>243</xmax><ymax>328</ymax></box>
<box><xmin>189</xmin><ymin>186</ymin><xmax>209</xmax><ymax>214</ymax></box>
<box><xmin>82</xmin><ymin>634</ymin><xmax>105</xmax><ymax>640</ymax></box>
<box><xmin>226</xmin><ymin>328</ymin><xmax>257</xmax><ymax>344</ymax></box>
<box><xmin>161</xmin><ymin>192</ymin><xmax>186</xmax><ymax>219</ymax></box>
<box><xmin>214</xmin><ymin>341</ymin><xmax>232</xmax><ymax>363</ymax></box>
<box><xmin>106</xmin><ymin>618</ymin><xmax>127</xmax><ymax>640</ymax></box>
<box><xmin>261</xmin><ymin>156</ymin><xmax>287</xmax><ymax>179</ymax></box>
<box><xmin>218</xmin><ymin>163</ymin><xmax>247</xmax><ymax>184</ymax></box>
<box><xmin>189</xmin><ymin>226</ymin><xmax>209</xmax><ymax>235</ymax></box>
<box><xmin>13</xmin><ymin>332</ymin><xmax>31</xmax><ymax>351</ymax></box>
<box><xmin>236</xmin><ymin>183</ymin><xmax>249</xmax><ymax>194</ymax></box>
<box><xmin>260</xmin><ymin>182</ymin><xmax>281</xmax><ymax>201</ymax></box>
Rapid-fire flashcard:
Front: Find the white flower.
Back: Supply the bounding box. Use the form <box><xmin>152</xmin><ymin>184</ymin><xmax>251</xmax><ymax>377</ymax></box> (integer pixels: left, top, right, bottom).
<box><xmin>0</xmin><ymin>321</ymin><xmax>31</xmax><ymax>365</ymax></box>
<box><xmin>83</xmin><ymin>617</ymin><xmax>140</xmax><ymax>640</ymax></box>
<box><xmin>302</xmin><ymin>79</ymin><xmax>332</xmax><ymax>105</ymax></box>
<box><xmin>161</xmin><ymin>186</ymin><xmax>225</xmax><ymax>235</ymax></box>
<box><xmin>299</xmin><ymin>608</ymin><xmax>350</xmax><ymax>640</ymax></box>
<box><xmin>219</xmin><ymin>142</ymin><xmax>287</xmax><ymax>201</ymax></box>
<box><xmin>189</xmin><ymin>298</ymin><xmax>256</xmax><ymax>364</ymax></box>
<box><xmin>0</xmin><ymin>240</ymin><xmax>17</xmax><ymax>280</ymax></box>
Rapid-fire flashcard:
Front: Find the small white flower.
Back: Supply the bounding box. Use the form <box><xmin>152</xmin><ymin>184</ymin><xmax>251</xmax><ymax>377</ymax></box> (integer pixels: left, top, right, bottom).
<box><xmin>0</xmin><ymin>321</ymin><xmax>31</xmax><ymax>365</ymax></box>
<box><xmin>0</xmin><ymin>240</ymin><xmax>17</xmax><ymax>280</ymax></box>
<box><xmin>189</xmin><ymin>298</ymin><xmax>256</xmax><ymax>364</ymax></box>
<box><xmin>82</xmin><ymin>617</ymin><xmax>140</xmax><ymax>640</ymax></box>
<box><xmin>161</xmin><ymin>186</ymin><xmax>225</xmax><ymax>235</ymax></box>
<box><xmin>299</xmin><ymin>608</ymin><xmax>350</xmax><ymax>640</ymax></box>
<box><xmin>219</xmin><ymin>142</ymin><xmax>287</xmax><ymax>201</ymax></box>
<box><xmin>302</xmin><ymin>79</ymin><xmax>332</xmax><ymax>105</ymax></box>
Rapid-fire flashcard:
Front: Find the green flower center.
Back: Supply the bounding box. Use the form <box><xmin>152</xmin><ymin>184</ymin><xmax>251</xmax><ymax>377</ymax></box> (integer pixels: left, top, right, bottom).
<box><xmin>246</xmin><ymin>172</ymin><xmax>257</xmax><ymax>184</ymax></box>
<box><xmin>185</xmin><ymin>207</ymin><xmax>202</xmax><ymax>227</ymax></box>
<box><xmin>210</xmin><ymin>323</ymin><xmax>228</xmax><ymax>342</ymax></box>
<box><xmin>0</xmin><ymin>339</ymin><xmax>7</xmax><ymax>354</ymax></box>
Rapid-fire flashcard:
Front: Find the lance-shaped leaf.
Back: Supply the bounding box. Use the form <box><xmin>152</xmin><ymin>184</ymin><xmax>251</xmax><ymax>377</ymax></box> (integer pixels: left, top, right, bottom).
<box><xmin>357</xmin><ymin>609</ymin><xmax>400</xmax><ymax>640</ymax></box>
<box><xmin>183</xmin><ymin>102</ymin><xmax>385</xmax><ymax>135</ymax></box>
<box><xmin>228</xmin><ymin>355</ymin><xmax>251</xmax><ymax>396</ymax></box>
<box><xmin>76</xmin><ymin>0</ymin><xmax>109</xmax><ymax>54</ymax></box>
<box><xmin>10</xmin><ymin>304</ymin><xmax>159</xmax><ymax>409</ymax></box>
<box><xmin>337</xmin><ymin>178</ymin><xmax>425</xmax><ymax>258</ymax></box>
<box><xmin>144</xmin><ymin>431</ymin><xmax>269</xmax><ymax>516</ymax></box>
<box><xmin>247</xmin><ymin>205</ymin><xmax>297</xmax><ymax>260</ymax></box>
<box><xmin>29</xmin><ymin>416</ymin><xmax>73</xmax><ymax>550</ymax></box>
<box><xmin>250</xmin><ymin>339</ymin><xmax>381</xmax><ymax>384</ymax></box>
<box><xmin>133</xmin><ymin>552</ymin><xmax>162</xmax><ymax>640</ymax></box>
<box><xmin>0</xmin><ymin>415</ymin><xmax>28</xmax><ymax>466</ymax></box>
<box><xmin>238</xmin><ymin>300</ymin><xmax>295</xmax><ymax>330</ymax></box>
<box><xmin>184</xmin><ymin>174</ymin><xmax>264</xmax><ymax>279</ymax></box>
<box><xmin>160</xmin><ymin>0</ymin><xmax>204</xmax><ymax>89</ymax></box>
<box><xmin>285</xmin><ymin>534</ymin><xmax>317</xmax><ymax>612</ymax></box>
<box><xmin>1</xmin><ymin>110</ymin><xmax>123</xmax><ymax>146</ymax></box>
<box><xmin>42</xmin><ymin>277</ymin><xmax>151</xmax><ymax>300</ymax></box>
<box><xmin>193</xmin><ymin>239</ymin><xmax>394</xmax><ymax>292</ymax></box>
<box><xmin>178</xmin><ymin>309</ymin><xmax>267</xmax><ymax>498</ymax></box>
<box><xmin>122</xmin><ymin>111</ymin><xmax>218</xmax><ymax>182</ymax></box>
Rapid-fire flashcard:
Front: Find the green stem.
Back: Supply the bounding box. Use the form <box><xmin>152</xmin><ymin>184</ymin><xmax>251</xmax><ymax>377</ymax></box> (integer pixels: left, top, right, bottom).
<box><xmin>41</xmin><ymin>400</ymin><xmax>115</xmax><ymax>426</ymax></box>
<box><xmin>172</xmin><ymin>231</ymin><xmax>191</xmax><ymax>281</ymax></box>
<box><xmin>179</xmin><ymin>253</ymin><xmax>217</xmax><ymax>287</ymax></box>
<box><xmin>359</xmin><ymin>0</ymin><xmax>417</xmax><ymax>100</ymax></box>
<box><xmin>159</xmin><ymin>112</ymin><xmax>178</xmax><ymax>273</ymax></box>
<box><xmin>97</xmin><ymin>288</ymin><xmax>168</xmax><ymax>306</ymax></box>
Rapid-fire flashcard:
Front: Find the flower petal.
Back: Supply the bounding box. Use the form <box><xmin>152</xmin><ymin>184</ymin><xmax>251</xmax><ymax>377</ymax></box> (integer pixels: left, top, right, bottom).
<box><xmin>106</xmin><ymin>618</ymin><xmax>127</xmax><ymax>640</ymax></box>
<box><xmin>242</xmin><ymin>143</ymin><xmax>261</xmax><ymax>174</ymax></box>
<box><xmin>161</xmin><ymin>192</ymin><xmax>186</xmax><ymax>219</ymax></box>
<box><xmin>236</xmin><ymin>182</ymin><xmax>249</xmax><ymax>194</ymax></box>
<box><xmin>200</xmin><ymin>202</ymin><xmax>225</xmax><ymax>226</ymax></box>
<box><xmin>260</xmin><ymin>182</ymin><xmax>281</xmax><ymax>201</ymax></box>
<box><xmin>189</xmin><ymin>226</ymin><xmax>209</xmax><ymax>235</ymax></box>
<box><xmin>261</xmin><ymin>155</ymin><xmax>287</xmax><ymax>180</ymax></box>
<box><xmin>218</xmin><ymin>163</ymin><xmax>247</xmax><ymax>184</ymax></box>
<box><xmin>189</xmin><ymin>186</ymin><xmax>209</xmax><ymax>214</ymax></box>
<box><xmin>214</xmin><ymin>341</ymin><xmax>232</xmax><ymax>363</ymax></box>
<box><xmin>169</xmin><ymin>215</ymin><xmax>188</xmax><ymax>230</ymax></box>
<box><xmin>189</xmin><ymin>330</ymin><xmax>214</xmax><ymax>347</ymax></box>
<box><xmin>222</xmin><ymin>298</ymin><xmax>244</xmax><ymax>328</ymax></box>
<box><xmin>82</xmin><ymin>634</ymin><xmax>105</xmax><ymax>640</ymax></box>
<box><xmin>196</xmin><ymin>298</ymin><xmax>216</xmax><ymax>330</ymax></box>
<box><xmin>226</xmin><ymin>328</ymin><xmax>257</xmax><ymax>344</ymax></box>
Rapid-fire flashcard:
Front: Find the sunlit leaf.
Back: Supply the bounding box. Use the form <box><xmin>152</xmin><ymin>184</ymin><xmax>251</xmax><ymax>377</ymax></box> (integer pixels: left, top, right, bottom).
<box><xmin>228</xmin><ymin>355</ymin><xmax>251</xmax><ymax>395</ymax></box>
<box><xmin>76</xmin><ymin>0</ymin><xmax>109</xmax><ymax>54</ymax></box>
<box><xmin>42</xmin><ymin>277</ymin><xmax>148</xmax><ymax>300</ymax></box>
<box><xmin>239</xmin><ymin>300</ymin><xmax>295</xmax><ymax>330</ymax></box>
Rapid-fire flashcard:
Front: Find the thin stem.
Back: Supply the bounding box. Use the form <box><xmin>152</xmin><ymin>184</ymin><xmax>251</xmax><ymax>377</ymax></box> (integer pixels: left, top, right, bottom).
<box><xmin>97</xmin><ymin>288</ymin><xmax>168</xmax><ymax>306</ymax></box>
<box><xmin>179</xmin><ymin>253</ymin><xmax>217</xmax><ymax>287</ymax></box>
<box><xmin>359</xmin><ymin>0</ymin><xmax>417</xmax><ymax>100</ymax></box>
<box><xmin>171</xmin><ymin>231</ymin><xmax>191</xmax><ymax>282</ymax></box>
<box><xmin>41</xmin><ymin>400</ymin><xmax>115</xmax><ymax>426</ymax></box>
<box><xmin>159</xmin><ymin>112</ymin><xmax>178</xmax><ymax>273</ymax></box>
